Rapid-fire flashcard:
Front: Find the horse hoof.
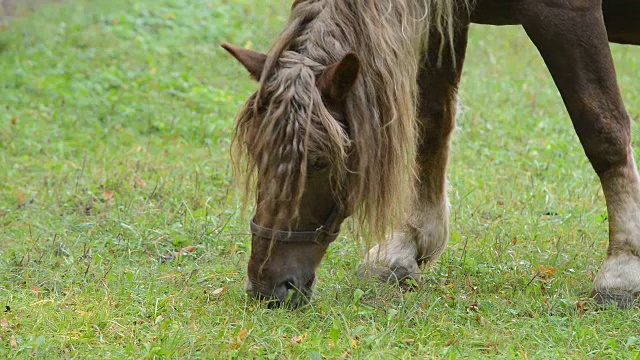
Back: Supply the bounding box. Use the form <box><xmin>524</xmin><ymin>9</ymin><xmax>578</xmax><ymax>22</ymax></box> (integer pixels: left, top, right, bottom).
<box><xmin>591</xmin><ymin>290</ymin><xmax>639</xmax><ymax>309</ymax></box>
<box><xmin>357</xmin><ymin>263</ymin><xmax>421</xmax><ymax>289</ymax></box>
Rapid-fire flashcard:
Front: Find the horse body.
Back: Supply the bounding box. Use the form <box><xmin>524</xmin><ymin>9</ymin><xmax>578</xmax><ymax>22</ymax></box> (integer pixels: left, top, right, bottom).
<box><xmin>472</xmin><ymin>0</ymin><xmax>640</xmax><ymax>45</ymax></box>
<box><xmin>224</xmin><ymin>0</ymin><xmax>640</xmax><ymax>308</ymax></box>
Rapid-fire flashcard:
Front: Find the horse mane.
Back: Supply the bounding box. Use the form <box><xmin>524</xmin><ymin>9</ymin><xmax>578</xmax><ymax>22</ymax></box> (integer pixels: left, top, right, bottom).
<box><xmin>233</xmin><ymin>0</ymin><xmax>467</xmax><ymax>243</ymax></box>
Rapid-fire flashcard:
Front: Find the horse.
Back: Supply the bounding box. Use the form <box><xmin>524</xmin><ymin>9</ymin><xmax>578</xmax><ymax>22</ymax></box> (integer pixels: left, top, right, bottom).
<box><xmin>222</xmin><ymin>0</ymin><xmax>640</xmax><ymax>308</ymax></box>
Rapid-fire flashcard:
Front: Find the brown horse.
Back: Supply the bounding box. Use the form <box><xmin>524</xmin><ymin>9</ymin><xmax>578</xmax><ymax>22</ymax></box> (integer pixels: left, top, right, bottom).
<box><xmin>223</xmin><ymin>0</ymin><xmax>640</xmax><ymax>308</ymax></box>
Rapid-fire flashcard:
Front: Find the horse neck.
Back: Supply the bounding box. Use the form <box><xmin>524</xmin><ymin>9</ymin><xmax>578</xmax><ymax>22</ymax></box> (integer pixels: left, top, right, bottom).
<box><xmin>284</xmin><ymin>0</ymin><xmax>429</xmax><ymax>66</ymax></box>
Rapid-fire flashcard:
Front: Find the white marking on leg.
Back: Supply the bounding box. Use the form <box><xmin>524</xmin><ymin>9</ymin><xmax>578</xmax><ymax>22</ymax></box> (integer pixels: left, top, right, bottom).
<box><xmin>363</xmin><ymin>230</ymin><xmax>420</xmax><ymax>277</ymax></box>
<box><xmin>362</xmin><ymin>198</ymin><xmax>449</xmax><ymax>277</ymax></box>
<box><xmin>594</xmin><ymin>160</ymin><xmax>640</xmax><ymax>297</ymax></box>
<box><xmin>411</xmin><ymin>199</ymin><xmax>449</xmax><ymax>265</ymax></box>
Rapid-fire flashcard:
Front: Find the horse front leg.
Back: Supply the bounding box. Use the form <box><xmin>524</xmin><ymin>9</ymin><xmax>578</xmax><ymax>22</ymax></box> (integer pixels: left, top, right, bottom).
<box><xmin>521</xmin><ymin>0</ymin><xmax>640</xmax><ymax>307</ymax></box>
<box><xmin>359</xmin><ymin>25</ymin><xmax>469</xmax><ymax>285</ymax></box>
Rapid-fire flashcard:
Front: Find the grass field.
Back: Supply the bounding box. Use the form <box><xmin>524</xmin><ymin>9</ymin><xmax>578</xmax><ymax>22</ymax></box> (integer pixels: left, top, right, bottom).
<box><xmin>1</xmin><ymin>0</ymin><xmax>640</xmax><ymax>358</ymax></box>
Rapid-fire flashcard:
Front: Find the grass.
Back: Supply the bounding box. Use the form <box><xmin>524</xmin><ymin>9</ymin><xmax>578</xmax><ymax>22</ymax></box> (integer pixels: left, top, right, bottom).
<box><xmin>1</xmin><ymin>0</ymin><xmax>639</xmax><ymax>358</ymax></box>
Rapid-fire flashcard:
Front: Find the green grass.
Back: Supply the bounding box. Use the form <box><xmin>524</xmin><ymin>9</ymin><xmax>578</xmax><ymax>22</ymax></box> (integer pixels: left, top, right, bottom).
<box><xmin>1</xmin><ymin>0</ymin><xmax>640</xmax><ymax>358</ymax></box>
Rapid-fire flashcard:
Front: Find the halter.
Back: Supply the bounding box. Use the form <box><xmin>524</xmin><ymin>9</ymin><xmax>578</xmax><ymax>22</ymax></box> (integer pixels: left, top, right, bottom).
<box><xmin>250</xmin><ymin>205</ymin><xmax>343</xmax><ymax>246</ymax></box>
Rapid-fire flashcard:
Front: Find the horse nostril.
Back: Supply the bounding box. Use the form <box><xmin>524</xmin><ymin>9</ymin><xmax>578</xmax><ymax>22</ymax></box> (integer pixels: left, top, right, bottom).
<box><xmin>278</xmin><ymin>278</ymin><xmax>297</xmax><ymax>292</ymax></box>
<box><xmin>274</xmin><ymin>278</ymin><xmax>298</xmax><ymax>302</ymax></box>
<box><xmin>268</xmin><ymin>277</ymin><xmax>313</xmax><ymax>308</ymax></box>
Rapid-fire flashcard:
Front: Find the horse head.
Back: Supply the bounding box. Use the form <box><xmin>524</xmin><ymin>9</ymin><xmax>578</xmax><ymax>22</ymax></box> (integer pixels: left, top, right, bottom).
<box><xmin>223</xmin><ymin>42</ymin><xmax>360</xmax><ymax>307</ymax></box>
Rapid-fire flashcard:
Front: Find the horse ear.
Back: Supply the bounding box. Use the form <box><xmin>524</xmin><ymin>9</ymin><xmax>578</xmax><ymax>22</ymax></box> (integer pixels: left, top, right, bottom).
<box><xmin>317</xmin><ymin>53</ymin><xmax>361</xmax><ymax>102</ymax></box>
<box><xmin>221</xmin><ymin>42</ymin><xmax>267</xmax><ymax>81</ymax></box>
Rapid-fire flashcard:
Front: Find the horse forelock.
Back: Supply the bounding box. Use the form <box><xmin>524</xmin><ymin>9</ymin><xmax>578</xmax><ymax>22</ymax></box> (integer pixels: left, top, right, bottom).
<box><xmin>234</xmin><ymin>50</ymin><xmax>350</xmax><ymax>230</ymax></box>
<box><xmin>233</xmin><ymin>0</ymin><xmax>468</xmax><ymax>244</ymax></box>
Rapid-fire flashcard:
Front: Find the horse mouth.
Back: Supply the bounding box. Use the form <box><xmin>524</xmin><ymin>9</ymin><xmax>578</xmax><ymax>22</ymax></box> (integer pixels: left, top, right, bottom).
<box><xmin>252</xmin><ymin>288</ymin><xmax>313</xmax><ymax>309</ymax></box>
<box><xmin>245</xmin><ymin>277</ymin><xmax>315</xmax><ymax>309</ymax></box>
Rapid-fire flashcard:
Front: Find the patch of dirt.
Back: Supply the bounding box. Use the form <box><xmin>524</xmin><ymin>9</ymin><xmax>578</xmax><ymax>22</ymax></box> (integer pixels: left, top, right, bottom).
<box><xmin>1</xmin><ymin>0</ymin><xmax>66</xmax><ymax>24</ymax></box>
<box><xmin>0</xmin><ymin>0</ymin><xmax>17</xmax><ymax>20</ymax></box>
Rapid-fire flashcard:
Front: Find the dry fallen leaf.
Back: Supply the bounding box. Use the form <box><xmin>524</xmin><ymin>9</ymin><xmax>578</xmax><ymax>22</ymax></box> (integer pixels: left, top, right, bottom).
<box><xmin>181</xmin><ymin>246</ymin><xmax>197</xmax><ymax>254</ymax></box>
<box><xmin>292</xmin><ymin>332</ymin><xmax>308</xmax><ymax>344</ymax></box>
<box><xmin>10</xmin><ymin>334</ymin><xmax>17</xmax><ymax>349</ymax></box>
<box><xmin>11</xmin><ymin>116</ymin><xmax>18</xmax><ymax>125</ymax></box>
<box><xmin>466</xmin><ymin>301</ymin><xmax>480</xmax><ymax>313</ymax></box>
<box><xmin>133</xmin><ymin>176</ymin><xmax>146</xmax><ymax>188</ymax></box>
<box><xmin>576</xmin><ymin>300</ymin><xmax>589</xmax><ymax>313</ymax></box>
<box><xmin>238</xmin><ymin>329</ymin><xmax>248</xmax><ymax>341</ymax></box>
<box><xmin>161</xmin><ymin>246</ymin><xmax>199</xmax><ymax>262</ymax></box>
<box><xmin>538</xmin><ymin>265</ymin><xmax>557</xmax><ymax>280</ymax></box>
<box><xmin>211</xmin><ymin>287</ymin><xmax>227</xmax><ymax>296</ymax></box>
<box><xmin>16</xmin><ymin>192</ymin><xmax>25</xmax><ymax>207</ymax></box>
<box><xmin>445</xmin><ymin>334</ymin><xmax>458</xmax><ymax>346</ymax></box>
<box><xmin>1</xmin><ymin>318</ymin><xmax>8</xmax><ymax>330</ymax></box>
<box><xmin>30</xmin><ymin>286</ymin><xmax>42</xmax><ymax>295</ymax></box>
<box><xmin>102</xmin><ymin>191</ymin><xmax>114</xmax><ymax>202</ymax></box>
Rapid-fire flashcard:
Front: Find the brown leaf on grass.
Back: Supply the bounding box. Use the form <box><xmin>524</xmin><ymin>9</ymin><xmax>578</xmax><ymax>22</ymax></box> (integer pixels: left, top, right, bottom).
<box><xmin>211</xmin><ymin>287</ymin><xmax>227</xmax><ymax>296</ymax></box>
<box><xmin>102</xmin><ymin>191</ymin><xmax>114</xmax><ymax>202</ymax></box>
<box><xmin>133</xmin><ymin>176</ymin><xmax>146</xmax><ymax>188</ymax></box>
<box><xmin>160</xmin><ymin>246</ymin><xmax>198</xmax><ymax>262</ymax></box>
<box><xmin>401</xmin><ymin>338</ymin><xmax>415</xmax><ymax>344</ymax></box>
<box><xmin>575</xmin><ymin>300</ymin><xmax>589</xmax><ymax>313</ymax></box>
<box><xmin>445</xmin><ymin>334</ymin><xmax>458</xmax><ymax>346</ymax></box>
<box><xmin>11</xmin><ymin>116</ymin><xmax>18</xmax><ymax>125</ymax></box>
<box><xmin>10</xmin><ymin>335</ymin><xmax>17</xmax><ymax>349</ymax></box>
<box><xmin>30</xmin><ymin>286</ymin><xmax>42</xmax><ymax>296</ymax></box>
<box><xmin>231</xmin><ymin>328</ymin><xmax>249</xmax><ymax>349</ymax></box>
<box><xmin>292</xmin><ymin>332</ymin><xmax>308</xmax><ymax>344</ymax></box>
<box><xmin>0</xmin><ymin>318</ymin><xmax>8</xmax><ymax>330</ymax></box>
<box><xmin>237</xmin><ymin>329</ymin><xmax>248</xmax><ymax>342</ymax></box>
<box><xmin>16</xmin><ymin>192</ymin><xmax>25</xmax><ymax>207</ymax></box>
<box><xmin>466</xmin><ymin>301</ymin><xmax>480</xmax><ymax>313</ymax></box>
<box><xmin>537</xmin><ymin>265</ymin><xmax>557</xmax><ymax>280</ymax></box>
<box><xmin>181</xmin><ymin>245</ymin><xmax>197</xmax><ymax>254</ymax></box>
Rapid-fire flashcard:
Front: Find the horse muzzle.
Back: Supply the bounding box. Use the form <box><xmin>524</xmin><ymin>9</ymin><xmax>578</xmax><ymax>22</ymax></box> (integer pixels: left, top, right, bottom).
<box><xmin>245</xmin><ymin>274</ymin><xmax>316</xmax><ymax>309</ymax></box>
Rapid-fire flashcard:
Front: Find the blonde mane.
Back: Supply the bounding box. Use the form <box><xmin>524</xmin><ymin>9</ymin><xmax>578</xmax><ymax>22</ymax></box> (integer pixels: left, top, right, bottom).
<box><xmin>233</xmin><ymin>0</ymin><xmax>467</xmax><ymax>243</ymax></box>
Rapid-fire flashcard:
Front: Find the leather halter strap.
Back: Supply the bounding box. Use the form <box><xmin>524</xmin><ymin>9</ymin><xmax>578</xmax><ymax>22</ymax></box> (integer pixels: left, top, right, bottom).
<box><xmin>250</xmin><ymin>205</ymin><xmax>343</xmax><ymax>246</ymax></box>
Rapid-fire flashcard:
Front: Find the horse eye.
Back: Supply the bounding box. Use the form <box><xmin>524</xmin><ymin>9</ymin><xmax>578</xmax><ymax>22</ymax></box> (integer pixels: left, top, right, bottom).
<box><xmin>308</xmin><ymin>160</ymin><xmax>329</xmax><ymax>174</ymax></box>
